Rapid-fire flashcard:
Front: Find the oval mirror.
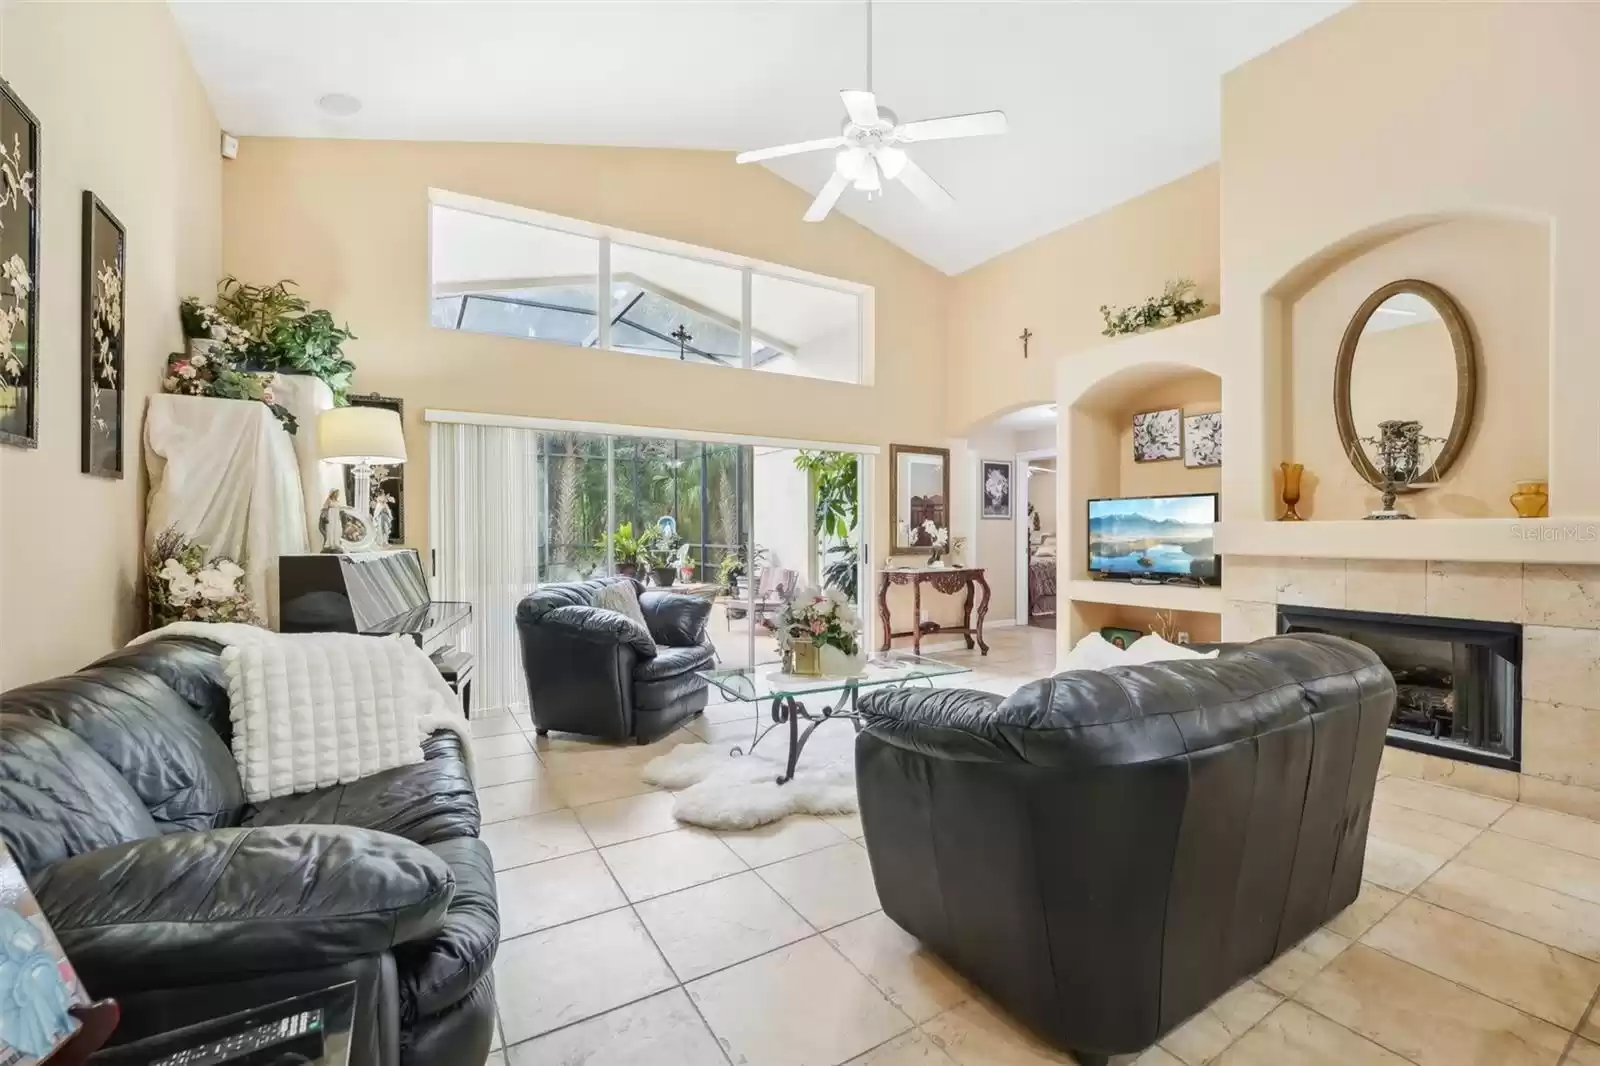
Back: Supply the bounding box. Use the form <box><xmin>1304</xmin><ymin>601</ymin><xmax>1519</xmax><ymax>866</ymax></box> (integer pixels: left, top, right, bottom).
<box><xmin>1335</xmin><ymin>279</ymin><xmax>1476</xmax><ymax>491</ymax></box>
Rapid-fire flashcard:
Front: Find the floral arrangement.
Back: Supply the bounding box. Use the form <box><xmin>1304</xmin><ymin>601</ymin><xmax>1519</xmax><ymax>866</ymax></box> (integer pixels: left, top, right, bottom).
<box><xmin>165</xmin><ymin>277</ymin><xmax>358</xmax><ymax>432</ymax></box>
<box><xmin>146</xmin><ymin>526</ymin><xmax>262</xmax><ymax>628</ymax></box>
<box><xmin>899</xmin><ymin>519</ymin><xmax>965</xmax><ymax>565</ymax></box>
<box><xmin>86</xmin><ymin>261</ymin><xmax>123</xmax><ymax>432</ymax></box>
<box><xmin>1099</xmin><ymin>279</ymin><xmax>1207</xmax><ymax>338</ymax></box>
<box><xmin>164</xmin><ymin>349</ymin><xmax>298</xmax><ymax>435</ymax></box>
<box><xmin>764</xmin><ymin>585</ymin><xmax>861</xmax><ymax>656</ymax></box>
<box><xmin>0</xmin><ymin>132</ymin><xmax>35</xmax><ymax>387</ymax></box>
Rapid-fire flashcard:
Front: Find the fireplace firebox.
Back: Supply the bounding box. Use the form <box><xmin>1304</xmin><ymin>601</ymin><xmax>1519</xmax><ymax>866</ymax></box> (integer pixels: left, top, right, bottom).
<box><xmin>1277</xmin><ymin>605</ymin><xmax>1521</xmax><ymax>771</ymax></box>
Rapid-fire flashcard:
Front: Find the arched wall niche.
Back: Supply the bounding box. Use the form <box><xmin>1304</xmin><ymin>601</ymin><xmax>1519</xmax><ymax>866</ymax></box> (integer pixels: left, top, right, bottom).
<box><xmin>1249</xmin><ymin>210</ymin><xmax>1551</xmax><ymax>520</ymax></box>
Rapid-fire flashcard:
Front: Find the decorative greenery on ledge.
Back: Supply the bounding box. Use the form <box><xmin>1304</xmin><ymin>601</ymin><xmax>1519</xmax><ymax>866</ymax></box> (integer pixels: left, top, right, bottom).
<box><xmin>1099</xmin><ymin>279</ymin><xmax>1208</xmax><ymax>338</ymax></box>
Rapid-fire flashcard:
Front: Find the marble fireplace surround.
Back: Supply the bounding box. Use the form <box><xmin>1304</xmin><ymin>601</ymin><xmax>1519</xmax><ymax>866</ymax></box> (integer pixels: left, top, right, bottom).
<box><xmin>1223</xmin><ymin>556</ymin><xmax>1600</xmax><ymax>821</ymax></box>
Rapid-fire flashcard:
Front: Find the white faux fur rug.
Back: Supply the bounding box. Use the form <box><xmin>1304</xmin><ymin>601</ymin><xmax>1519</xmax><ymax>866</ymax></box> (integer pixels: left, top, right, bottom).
<box><xmin>642</xmin><ymin>742</ymin><xmax>858</xmax><ymax>830</ymax></box>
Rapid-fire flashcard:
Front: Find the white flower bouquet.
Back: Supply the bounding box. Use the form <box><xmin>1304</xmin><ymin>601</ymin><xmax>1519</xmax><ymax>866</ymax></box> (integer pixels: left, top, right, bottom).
<box><xmin>145</xmin><ymin>526</ymin><xmax>262</xmax><ymax>628</ymax></box>
<box><xmin>1099</xmin><ymin>278</ymin><xmax>1207</xmax><ymax>338</ymax></box>
<box><xmin>764</xmin><ymin>585</ymin><xmax>864</xmax><ymax>674</ymax></box>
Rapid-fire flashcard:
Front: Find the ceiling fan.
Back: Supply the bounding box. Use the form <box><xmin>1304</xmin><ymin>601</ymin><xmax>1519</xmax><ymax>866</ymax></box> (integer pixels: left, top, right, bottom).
<box><xmin>735</xmin><ymin>3</ymin><xmax>1008</xmax><ymax>222</ymax></box>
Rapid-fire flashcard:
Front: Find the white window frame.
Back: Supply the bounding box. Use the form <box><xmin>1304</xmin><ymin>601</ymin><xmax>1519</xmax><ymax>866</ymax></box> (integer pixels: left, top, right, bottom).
<box><xmin>428</xmin><ymin>188</ymin><xmax>874</xmax><ymax>385</ymax></box>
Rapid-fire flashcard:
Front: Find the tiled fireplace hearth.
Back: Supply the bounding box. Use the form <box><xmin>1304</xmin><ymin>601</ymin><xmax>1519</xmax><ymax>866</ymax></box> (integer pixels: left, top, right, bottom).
<box><xmin>1278</xmin><ymin>604</ymin><xmax>1521</xmax><ymax>771</ymax></box>
<box><xmin>1223</xmin><ymin>558</ymin><xmax>1600</xmax><ymax>820</ymax></box>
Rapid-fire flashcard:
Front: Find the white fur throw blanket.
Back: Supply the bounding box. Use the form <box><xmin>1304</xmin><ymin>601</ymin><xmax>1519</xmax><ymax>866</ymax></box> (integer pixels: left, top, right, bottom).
<box><xmin>133</xmin><ymin>622</ymin><xmax>472</xmax><ymax>803</ymax></box>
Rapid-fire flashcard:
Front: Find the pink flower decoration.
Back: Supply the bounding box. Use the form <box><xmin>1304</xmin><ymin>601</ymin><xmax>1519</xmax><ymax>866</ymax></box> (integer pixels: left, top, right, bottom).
<box><xmin>809</xmin><ymin>619</ymin><xmax>826</xmax><ymax>634</ymax></box>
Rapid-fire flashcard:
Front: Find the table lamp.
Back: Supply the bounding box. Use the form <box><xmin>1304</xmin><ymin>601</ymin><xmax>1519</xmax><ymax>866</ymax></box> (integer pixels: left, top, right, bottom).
<box><xmin>317</xmin><ymin>406</ymin><xmax>406</xmax><ymax>545</ymax></box>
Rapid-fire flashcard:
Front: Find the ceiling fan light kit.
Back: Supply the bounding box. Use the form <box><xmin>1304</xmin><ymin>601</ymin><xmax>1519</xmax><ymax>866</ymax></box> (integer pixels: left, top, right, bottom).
<box><xmin>734</xmin><ymin>2</ymin><xmax>1007</xmax><ymax>223</ymax></box>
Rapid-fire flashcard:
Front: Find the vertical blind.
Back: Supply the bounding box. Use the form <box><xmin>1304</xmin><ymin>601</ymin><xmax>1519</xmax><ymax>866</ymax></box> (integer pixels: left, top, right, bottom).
<box><xmin>429</xmin><ymin>421</ymin><xmax>542</xmax><ymax>713</ymax></box>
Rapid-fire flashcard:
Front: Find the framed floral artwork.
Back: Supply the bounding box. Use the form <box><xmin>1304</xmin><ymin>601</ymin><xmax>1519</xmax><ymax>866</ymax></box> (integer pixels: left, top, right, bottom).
<box><xmin>0</xmin><ymin>77</ymin><xmax>40</xmax><ymax>449</ymax></box>
<box><xmin>1184</xmin><ymin>411</ymin><xmax>1222</xmax><ymax>468</ymax></box>
<box><xmin>1132</xmin><ymin>407</ymin><xmax>1181</xmax><ymax>463</ymax></box>
<box><xmin>981</xmin><ymin>459</ymin><xmax>1013</xmax><ymax>519</ymax></box>
<box><xmin>82</xmin><ymin>193</ymin><xmax>125</xmax><ymax>478</ymax></box>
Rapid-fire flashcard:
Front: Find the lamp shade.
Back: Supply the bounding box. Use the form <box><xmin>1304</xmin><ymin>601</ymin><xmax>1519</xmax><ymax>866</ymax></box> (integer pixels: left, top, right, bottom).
<box><xmin>317</xmin><ymin>407</ymin><xmax>407</xmax><ymax>465</ymax></box>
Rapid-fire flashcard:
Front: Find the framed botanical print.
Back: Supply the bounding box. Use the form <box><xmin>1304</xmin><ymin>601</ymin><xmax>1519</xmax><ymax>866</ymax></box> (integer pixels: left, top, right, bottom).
<box><xmin>1132</xmin><ymin>407</ymin><xmax>1181</xmax><ymax>463</ymax></box>
<box><xmin>346</xmin><ymin>392</ymin><xmax>405</xmax><ymax>544</ymax></box>
<box><xmin>0</xmin><ymin>77</ymin><xmax>40</xmax><ymax>449</ymax></box>
<box><xmin>82</xmin><ymin>193</ymin><xmax>126</xmax><ymax>478</ymax></box>
<box><xmin>980</xmin><ymin>459</ymin><xmax>1013</xmax><ymax>519</ymax></box>
<box><xmin>1184</xmin><ymin>411</ymin><xmax>1222</xmax><ymax>468</ymax></box>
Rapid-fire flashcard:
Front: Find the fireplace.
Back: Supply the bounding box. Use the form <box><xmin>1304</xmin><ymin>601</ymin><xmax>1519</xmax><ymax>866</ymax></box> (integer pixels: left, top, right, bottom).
<box><xmin>1277</xmin><ymin>605</ymin><xmax>1521</xmax><ymax>771</ymax></box>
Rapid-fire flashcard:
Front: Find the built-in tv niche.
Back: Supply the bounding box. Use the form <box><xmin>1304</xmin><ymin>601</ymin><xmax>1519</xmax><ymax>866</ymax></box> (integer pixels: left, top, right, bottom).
<box><xmin>1277</xmin><ymin>604</ymin><xmax>1520</xmax><ymax>771</ymax></box>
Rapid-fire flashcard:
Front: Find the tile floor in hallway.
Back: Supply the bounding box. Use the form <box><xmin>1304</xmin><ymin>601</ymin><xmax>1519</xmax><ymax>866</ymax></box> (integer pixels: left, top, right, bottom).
<box><xmin>470</xmin><ymin>625</ymin><xmax>1600</xmax><ymax>1066</ymax></box>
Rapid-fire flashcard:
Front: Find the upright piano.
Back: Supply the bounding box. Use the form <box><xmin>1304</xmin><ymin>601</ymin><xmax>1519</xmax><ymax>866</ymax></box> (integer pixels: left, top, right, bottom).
<box><xmin>279</xmin><ymin>548</ymin><xmax>475</xmax><ymax>711</ymax></box>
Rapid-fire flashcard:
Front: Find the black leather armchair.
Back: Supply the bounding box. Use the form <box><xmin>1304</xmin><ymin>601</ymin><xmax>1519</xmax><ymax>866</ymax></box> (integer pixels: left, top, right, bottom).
<box><xmin>516</xmin><ymin>578</ymin><xmax>714</xmax><ymax>743</ymax></box>
<box><xmin>855</xmin><ymin>634</ymin><xmax>1395</xmax><ymax>1065</ymax></box>
<box><xmin>0</xmin><ymin>637</ymin><xmax>496</xmax><ymax>1066</ymax></box>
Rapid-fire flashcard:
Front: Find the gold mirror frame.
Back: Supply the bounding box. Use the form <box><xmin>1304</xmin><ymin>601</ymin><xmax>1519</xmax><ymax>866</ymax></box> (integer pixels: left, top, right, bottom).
<box><xmin>1333</xmin><ymin>279</ymin><xmax>1477</xmax><ymax>492</ymax></box>
<box><xmin>889</xmin><ymin>444</ymin><xmax>951</xmax><ymax>551</ymax></box>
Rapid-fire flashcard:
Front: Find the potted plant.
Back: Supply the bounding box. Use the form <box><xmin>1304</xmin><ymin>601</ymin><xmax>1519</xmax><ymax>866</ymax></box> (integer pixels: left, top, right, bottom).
<box><xmin>596</xmin><ymin>521</ymin><xmax>649</xmax><ymax>578</ymax></box>
<box><xmin>641</xmin><ymin>529</ymin><xmax>685</xmax><ymax>588</ymax></box>
<box><xmin>212</xmin><ymin>277</ymin><xmax>357</xmax><ymax>401</ymax></box>
<box><xmin>716</xmin><ymin>543</ymin><xmax>770</xmax><ymax>596</ymax></box>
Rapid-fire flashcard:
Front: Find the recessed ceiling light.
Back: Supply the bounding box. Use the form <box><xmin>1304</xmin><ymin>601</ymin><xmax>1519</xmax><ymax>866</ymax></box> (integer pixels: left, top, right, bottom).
<box><xmin>317</xmin><ymin>93</ymin><xmax>362</xmax><ymax>117</ymax></box>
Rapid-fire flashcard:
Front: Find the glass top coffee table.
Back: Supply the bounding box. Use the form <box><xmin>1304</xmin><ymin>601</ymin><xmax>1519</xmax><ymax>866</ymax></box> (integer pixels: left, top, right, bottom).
<box><xmin>698</xmin><ymin>652</ymin><xmax>970</xmax><ymax>785</ymax></box>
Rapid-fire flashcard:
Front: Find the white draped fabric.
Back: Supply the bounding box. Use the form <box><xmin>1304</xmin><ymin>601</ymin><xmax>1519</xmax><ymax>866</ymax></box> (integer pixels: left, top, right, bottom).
<box><xmin>144</xmin><ymin>394</ymin><xmax>309</xmax><ymax>627</ymax></box>
<box><xmin>429</xmin><ymin>420</ymin><xmax>541</xmax><ymax>713</ymax></box>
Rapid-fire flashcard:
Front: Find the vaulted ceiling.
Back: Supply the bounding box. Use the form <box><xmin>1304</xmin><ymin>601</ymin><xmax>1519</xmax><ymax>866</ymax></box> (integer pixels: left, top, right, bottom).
<box><xmin>169</xmin><ymin>0</ymin><xmax>1344</xmax><ymax>274</ymax></box>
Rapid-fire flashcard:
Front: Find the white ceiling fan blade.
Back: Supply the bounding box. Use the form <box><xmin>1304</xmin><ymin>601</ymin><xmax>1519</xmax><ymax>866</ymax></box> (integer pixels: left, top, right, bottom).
<box><xmin>894</xmin><ymin>157</ymin><xmax>954</xmax><ymax>212</ymax></box>
<box><xmin>897</xmin><ymin>110</ymin><xmax>1008</xmax><ymax>143</ymax></box>
<box><xmin>735</xmin><ymin>136</ymin><xmax>848</xmax><ymax>165</ymax></box>
<box><xmin>840</xmin><ymin>89</ymin><xmax>880</xmax><ymax>128</ymax></box>
<box><xmin>804</xmin><ymin>171</ymin><xmax>850</xmax><ymax>223</ymax></box>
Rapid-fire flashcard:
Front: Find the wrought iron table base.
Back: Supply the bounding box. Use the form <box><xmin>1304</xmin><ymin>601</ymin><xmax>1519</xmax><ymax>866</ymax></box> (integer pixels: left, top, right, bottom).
<box><xmin>730</xmin><ymin>679</ymin><xmax>931</xmax><ymax>785</ymax></box>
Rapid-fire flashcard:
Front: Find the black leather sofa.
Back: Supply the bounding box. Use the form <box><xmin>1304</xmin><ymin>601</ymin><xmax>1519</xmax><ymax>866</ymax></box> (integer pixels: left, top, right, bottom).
<box><xmin>516</xmin><ymin>578</ymin><xmax>714</xmax><ymax>743</ymax></box>
<box><xmin>0</xmin><ymin>637</ymin><xmax>496</xmax><ymax>1066</ymax></box>
<box><xmin>855</xmin><ymin>633</ymin><xmax>1395</xmax><ymax>1066</ymax></box>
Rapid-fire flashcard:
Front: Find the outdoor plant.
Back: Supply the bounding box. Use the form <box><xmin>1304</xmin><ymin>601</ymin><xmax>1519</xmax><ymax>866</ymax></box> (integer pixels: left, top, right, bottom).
<box><xmin>1099</xmin><ymin>278</ymin><xmax>1207</xmax><ymax>338</ymax></box>
<box><xmin>146</xmin><ymin>525</ymin><xmax>262</xmax><ymax>628</ymax></box>
<box><xmin>596</xmin><ymin>521</ymin><xmax>654</xmax><ymax>573</ymax></box>
<box><xmin>716</xmin><ymin>543</ymin><xmax>770</xmax><ymax>594</ymax></box>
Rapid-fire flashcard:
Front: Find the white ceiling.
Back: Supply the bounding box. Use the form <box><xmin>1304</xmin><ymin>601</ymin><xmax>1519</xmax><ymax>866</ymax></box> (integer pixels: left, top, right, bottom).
<box><xmin>991</xmin><ymin>403</ymin><xmax>1057</xmax><ymax>432</ymax></box>
<box><xmin>169</xmin><ymin>0</ymin><xmax>1345</xmax><ymax>275</ymax></box>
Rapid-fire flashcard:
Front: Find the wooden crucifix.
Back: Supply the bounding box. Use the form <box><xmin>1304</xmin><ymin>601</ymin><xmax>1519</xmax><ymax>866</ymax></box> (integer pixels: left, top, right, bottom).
<box><xmin>1019</xmin><ymin>327</ymin><xmax>1033</xmax><ymax>359</ymax></box>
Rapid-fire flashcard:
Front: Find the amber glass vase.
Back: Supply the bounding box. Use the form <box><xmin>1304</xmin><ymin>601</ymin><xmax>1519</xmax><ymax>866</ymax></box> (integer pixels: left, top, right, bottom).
<box><xmin>1279</xmin><ymin>462</ymin><xmax>1305</xmax><ymax>521</ymax></box>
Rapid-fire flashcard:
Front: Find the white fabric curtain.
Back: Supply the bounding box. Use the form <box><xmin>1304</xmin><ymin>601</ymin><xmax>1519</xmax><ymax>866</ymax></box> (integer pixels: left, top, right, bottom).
<box><xmin>429</xmin><ymin>421</ymin><xmax>541</xmax><ymax>713</ymax></box>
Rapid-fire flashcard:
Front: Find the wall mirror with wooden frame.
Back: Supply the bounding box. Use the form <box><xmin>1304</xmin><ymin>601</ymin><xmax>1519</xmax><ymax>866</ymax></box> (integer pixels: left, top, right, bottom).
<box><xmin>1334</xmin><ymin>279</ymin><xmax>1477</xmax><ymax>491</ymax></box>
<box><xmin>890</xmin><ymin>444</ymin><xmax>950</xmax><ymax>551</ymax></box>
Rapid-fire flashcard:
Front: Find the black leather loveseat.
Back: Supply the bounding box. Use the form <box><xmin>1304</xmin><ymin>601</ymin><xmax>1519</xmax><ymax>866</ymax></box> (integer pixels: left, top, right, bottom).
<box><xmin>516</xmin><ymin>578</ymin><xmax>714</xmax><ymax>743</ymax></box>
<box><xmin>855</xmin><ymin>633</ymin><xmax>1395</xmax><ymax>1066</ymax></box>
<box><xmin>0</xmin><ymin>637</ymin><xmax>496</xmax><ymax>1066</ymax></box>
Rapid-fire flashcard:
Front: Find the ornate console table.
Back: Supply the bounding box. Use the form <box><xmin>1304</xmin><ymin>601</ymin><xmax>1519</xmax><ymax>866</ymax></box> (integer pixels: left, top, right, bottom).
<box><xmin>877</xmin><ymin>566</ymin><xmax>991</xmax><ymax>656</ymax></box>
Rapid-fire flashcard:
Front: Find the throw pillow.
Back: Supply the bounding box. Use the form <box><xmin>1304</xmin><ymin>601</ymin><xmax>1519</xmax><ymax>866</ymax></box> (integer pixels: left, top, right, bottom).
<box><xmin>1060</xmin><ymin>632</ymin><xmax>1130</xmax><ymax>672</ymax></box>
<box><xmin>595</xmin><ymin>581</ymin><xmax>651</xmax><ymax>637</ymax></box>
<box><xmin>1123</xmin><ymin>634</ymin><xmax>1219</xmax><ymax>665</ymax></box>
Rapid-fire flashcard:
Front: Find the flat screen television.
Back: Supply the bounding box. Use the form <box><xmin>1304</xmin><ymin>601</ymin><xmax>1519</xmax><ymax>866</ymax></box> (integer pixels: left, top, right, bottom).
<box><xmin>1087</xmin><ymin>492</ymin><xmax>1219</xmax><ymax>584</ymax></box>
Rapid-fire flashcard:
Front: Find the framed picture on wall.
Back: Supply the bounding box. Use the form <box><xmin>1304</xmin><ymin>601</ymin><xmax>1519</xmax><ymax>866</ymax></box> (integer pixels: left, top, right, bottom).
<box><xmin>1184</xmin><ymin>411</ymin><xmax>1222</xmax><ymax>468</ymax></box>
<box><xmin>346</xmin><ymin>392</ymin><xmax>405</xmax><ymax>544</ymax></box>
<box><xmin>0</xmin><ymin>77</ymin><xmax>41</xmax><ymax>450</ymax></box>
<box><xmin>1131</xmin><ymin>407</ymin><xmax>1181</xmax><ymax>463</ymax></box>
<box><xmin>81</xmin><ymin>193</ymin><xmax>126</xmax><ymax>479</ymax></box>
<box><xmin>980</xmin><ymin>459</ymin><xmax>1013</xmax><ymax>519</ymax></box>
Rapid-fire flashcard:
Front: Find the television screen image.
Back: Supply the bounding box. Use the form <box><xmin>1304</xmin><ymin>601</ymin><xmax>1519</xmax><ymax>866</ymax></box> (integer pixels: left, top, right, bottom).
<box><xmin>1088</xmin><ymin>493</ymin><xmax>1218</xmax><ymax>581</ymax></box>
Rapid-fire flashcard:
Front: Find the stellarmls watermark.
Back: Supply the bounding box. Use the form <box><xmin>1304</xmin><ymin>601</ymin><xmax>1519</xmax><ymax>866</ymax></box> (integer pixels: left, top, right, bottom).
<box><xmin>1510</xmin><ymin>522</ymin><xmax>1599</xmax><ymax>543</ymax></box>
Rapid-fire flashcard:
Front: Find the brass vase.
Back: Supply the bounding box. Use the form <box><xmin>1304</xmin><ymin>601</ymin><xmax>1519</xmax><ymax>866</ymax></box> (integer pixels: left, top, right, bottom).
<box><xmin>1510</xmin><ymin>480</ymin><xmax>1549</xmax><ymax>518</ymax></box>
<box><xmin>791</xmin><ymin>638</ymin><xmax>821</xmax><ymax>677</ymax></box>
<box><xmin>1279</xmin><ymin>462</ymin><xmax>1305</xmax><ymax>521</ymax></box>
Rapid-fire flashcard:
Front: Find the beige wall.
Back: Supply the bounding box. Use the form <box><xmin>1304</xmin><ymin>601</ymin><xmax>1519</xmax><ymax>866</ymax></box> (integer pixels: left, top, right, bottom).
<box><xmin>1284</xmin><ymin>217</ymin><xmax>1548</xmax><ymax>520</ymax></box>
<box><xmin>1116</xmin><ymin>371</ymin><xmax>1221</xmax><ymax>500</ymax></box>
<box><xmin>222</xmin><ymin>138</ymin><xmax>948</xmax><ymax>602</ymax></box>
<box><xmin>0</xmin><ymin>3</ymin><xmax>221</xmax><ymax>687</ymax></box>
<box><xmin>1221</xmin><ymin>2</ymin><xmax>1600</xmax><ymax>522</ymax></box>
<box><xmin>944</xmin><ymin>166</ymin><xmax>1220</xmax><ymax>434</ymax></box>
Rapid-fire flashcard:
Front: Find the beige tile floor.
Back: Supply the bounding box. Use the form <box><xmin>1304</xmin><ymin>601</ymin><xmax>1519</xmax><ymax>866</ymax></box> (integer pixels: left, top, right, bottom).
<box><xmin>470</xmin><ymin>626</ymin><xmax>1600</xmax><ymax>1066</ymax></box>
